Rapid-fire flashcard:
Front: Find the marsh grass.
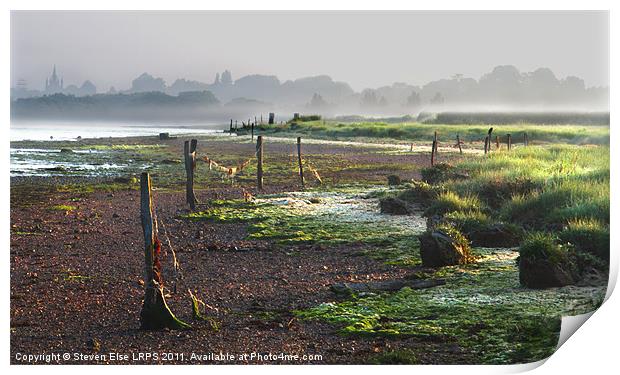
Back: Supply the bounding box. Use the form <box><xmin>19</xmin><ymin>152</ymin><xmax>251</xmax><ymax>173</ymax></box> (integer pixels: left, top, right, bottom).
<box><xmin>261</xmin><ymin>120</ymin><xmax>610</xmax><ymax>145</ymax></box>
<box><xmin>424</xmin><ymin>191</ymin><xmax>484</xmax><ymax>217</ymax></box>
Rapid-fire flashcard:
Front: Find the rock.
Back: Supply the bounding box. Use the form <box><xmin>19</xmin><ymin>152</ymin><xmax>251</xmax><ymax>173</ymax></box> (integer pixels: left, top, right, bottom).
<box><xmin>467</xmin><ymin>223</ymin><xmax>522</xmax><ymax>247</ymax></box>
<box><xmin>379</xmin><ymin>197</ymin><xmax>411</xmax><ymax>215</ymax></box>
<box><xmin>331</xmin><ymin>278</ymin><xmax>445</xmax><ymax>296</ymax></box>
<box><xmin>387</xmin><ymin>175</ymin><xmax>401</xmax><ymax>186</ymax></box>
<box><xmin>519</xmin><ymin>257</ymin><xmax>575</xmax><ymax>288</ymax></box>
<box><xmin>418</xmin><ymin>228</ymin><xmax>472</xmax><ymax>267</ymax></box>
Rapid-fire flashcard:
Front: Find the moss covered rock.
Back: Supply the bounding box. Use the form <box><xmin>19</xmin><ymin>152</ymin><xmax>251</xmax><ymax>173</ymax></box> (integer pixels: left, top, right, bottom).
<box><xmin>418</xmin><ymin>224</ymin><xmax>474</xmax><ymax>267</ymax></box>
<box><xmin>518</xmin><ymin>233</ymin><xmax>576</xmax><ymax>288</ymax></box>
<box><xmin>379</xmin><ymin>197</ymin><xmax>411</xmax><ymax>215</ymax></box>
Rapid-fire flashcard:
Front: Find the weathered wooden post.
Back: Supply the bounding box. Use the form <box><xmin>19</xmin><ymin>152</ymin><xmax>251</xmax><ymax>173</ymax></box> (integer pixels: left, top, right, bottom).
<box><xmin>484</xmin><ymin>136</ymin><xmax>489</xmax><ymax>154</ymax></box>
<box><xmin>495</xmin><ymin>135</ymin><xmax>500</xmax><ymax>149</ymax></box>
<box><xmin>433</xmin><ymin>131</ymin><xmax>438</xmax><ymax>154</ymax></box>
<box><xmin>410</xmin><ymin>143</ymin><xmax>413</xmax><ymax>152</ymax></box>
<box><xmin>184</xmin><ymin>139</ymin><xmax>198</xmax><ymax>209</ymax></box>
<box><xmin>523</xmin><ymin>132</ymin><xmax>529</xmax><ymax>146</ymax></box>
<box><xmin>431</xmin><ymin>139</ymin><xmax>436</xmax><ymax>166</ymax></box>
<box><xmin>456</xmin><ymin>134</ymin><xmax>463</xmax><ymax>154</ymax></box>
<box><xmin>139</xmin><ymin>172</ymin><xmax>190</xmax><ymax>330</ymax></box>
<box><xmin>256</xmin><ymin>135</ymin><xmax>264</xmax><ymax>190</ymax></box>
<box><xmin>269</xmin><ymin>112</ymin><xmax>275</xmax><ymax>125</ymax></box>
<box><xmin>297</xmin><ymin>137</ymin><xmax>305</xmax><ymax>189</ymax></box>
<box><xmin>251</xmin><ymin>122</ymin><xmax>255</xmax><ymax>141</ymax></box>
<box><xmin>507</xmin><ymin>134</ymin><xmax>512</xmax><ymax>150</ymax></box>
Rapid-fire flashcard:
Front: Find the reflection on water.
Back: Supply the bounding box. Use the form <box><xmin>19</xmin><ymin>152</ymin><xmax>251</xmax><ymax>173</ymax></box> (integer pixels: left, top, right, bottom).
<box><xmin>10</xmin><ymin>121</ymin><xmax>224</xmax><ymax>142</ymax></box>
<box><xmin>10</xmin><ymin>148</ymin><xmax>137</xmax><ymax>177</ymax></box>
<box><xmin>10</xmin><ymin>121</ymin><xmax>228</xmax><ymax>177</ymax></box>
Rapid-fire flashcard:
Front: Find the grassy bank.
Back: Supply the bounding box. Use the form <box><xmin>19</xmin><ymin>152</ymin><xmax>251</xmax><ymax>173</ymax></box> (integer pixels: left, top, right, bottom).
<box><xmin>257</xmin><ymin>120</ymin><xmax>609</xmax><ymax>145</ymax></box>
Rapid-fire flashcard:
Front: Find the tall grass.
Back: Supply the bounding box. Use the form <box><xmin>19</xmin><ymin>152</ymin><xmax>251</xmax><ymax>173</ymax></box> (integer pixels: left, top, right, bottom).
<box><xmin>264</xmin><ymin>120</ymin><xmax>610</xmax><ymax>145</ymax></box>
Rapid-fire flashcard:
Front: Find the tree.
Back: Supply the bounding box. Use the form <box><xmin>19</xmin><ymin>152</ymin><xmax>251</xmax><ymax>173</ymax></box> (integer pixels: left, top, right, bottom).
<box><xmin>430</xmin><ymin>92</ymin><xmax>445</xmax><ymax>105</ymax></box>
<box><xmin>308</xmin><ymin>93</ymin><xmax>328</xmax><ymax>108</ymax></box>
<box><xmin>221</xmin><ymin>70</ymin><xmax>233</xmax><ymax>85</ymax></box>
<box><xmin>131</xmin><ymin>73</ymin><xmax>166</xmax><ymax>93</ymax></box>
<box><xmin>80</xmin><ymin>80</ymin><xmax>97</xmax><ymax>96</ymax></box>
<box><xmin>360</xmin><ymin>89</ymin><xmax>379</xmax><ymax>107</ymax></box>
<box><xmin>406</xmin><ymin>91</ymin><xmax>421</xmax><ymax>107</ymax></box>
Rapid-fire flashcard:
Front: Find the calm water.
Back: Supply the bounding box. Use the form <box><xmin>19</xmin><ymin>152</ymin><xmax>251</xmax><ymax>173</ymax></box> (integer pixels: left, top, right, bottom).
<box><xmin>10</xmin><ymin>121</ymin><xmax>225</xmax><ymax>142</ymax></box>
<box><xmin>10</xmin><ymin>121</ymin><xmax>228</xmax><ymax>177</ymax></box>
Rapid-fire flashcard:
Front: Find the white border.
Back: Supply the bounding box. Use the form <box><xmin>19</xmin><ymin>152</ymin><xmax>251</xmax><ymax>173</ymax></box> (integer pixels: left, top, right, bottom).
<box><xmin>2</xmin><ymin>2</ymin><xmax>616</xmax><ymax>375</ymax></box>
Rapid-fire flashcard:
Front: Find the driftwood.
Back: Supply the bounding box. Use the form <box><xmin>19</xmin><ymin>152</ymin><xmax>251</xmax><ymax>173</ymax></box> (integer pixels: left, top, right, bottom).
<box><xmin>331</xmin><ymin>278</ymin><xmax>445</xmax><ymax>295</ymax></box>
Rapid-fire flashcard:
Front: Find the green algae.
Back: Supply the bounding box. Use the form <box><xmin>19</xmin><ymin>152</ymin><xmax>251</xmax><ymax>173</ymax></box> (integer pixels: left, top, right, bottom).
<box><xmin>295</xmin><ymin>247</ymin><xmax>605</xmax><ymax>364</ymax></box>
<box><xmin>182</xmin><ymin>190</ymin><xmax>425</xmax><ymax>265</ymax></box>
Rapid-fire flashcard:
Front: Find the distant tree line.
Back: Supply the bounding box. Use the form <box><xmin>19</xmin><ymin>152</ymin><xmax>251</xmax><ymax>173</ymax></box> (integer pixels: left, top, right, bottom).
<box><xmin>11</xmin><ymin>65</ymin><xmax>609</xmax><ymax>120</ymax></box>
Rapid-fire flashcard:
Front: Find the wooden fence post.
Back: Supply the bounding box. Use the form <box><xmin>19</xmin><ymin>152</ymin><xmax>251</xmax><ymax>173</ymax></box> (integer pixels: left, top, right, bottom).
<box><xmin>139</xmin><ymin>172</ymin><xmax>189</xmax><ymax>330</ymax></box>
<box><xmin>433</xmin><ymin>131</ymin><xmax>438</xmax><ymax>154</ymax></box>
<box><xmin>524</xmin><ymin>132</ymin><xmax>528</xmax><ymax>146</ymax></box>
<box><xmin>507</xmin><ymin>134</ymin><xmax>512</xmax><ymax>150</ymax></box>
<box><xmin>496</xmin><ymin>135</ymin><xmax>500</xmax><ymax>149</ymax></box>
<box><xmin>456</xmin><ymin>134</ymin><xmax>463</xmax><ymax>154</ymax></box>
<box><xmin>297</xmin><ymin>137</ymin><xmax>305</xmax><ymax>189</ymax></box>
<box><xmin>184</xmin><ymin>139</ymin><xmax>198</xmax><ymax>209</ymax></box>
<box><xmin>410</xmin><ymin>143</ymin><xmax>413</xmax><ymax>152</ymax></box>
<box><xmin>251</xmin><ymin>122</ymin><xmax>255</xmax><ymax>141</ymax></box>
<box><xmin>229</xmin><ymin>119</ymin><xmax>233</xmax><ymax>135</ymax></box>
<box><xmin>256</xmin><ymin>136</ymin><xmax>264</xmax><ymax>190</ymax></box>
<box><xmin>431</xmin><ymin>139</ymin><xmax>436</xmax><ymax>166</ymax></box>
<box><xmin>484</xmin><ymin>136</ymin><xmax>489</xmax><ymax>154</ymax></box>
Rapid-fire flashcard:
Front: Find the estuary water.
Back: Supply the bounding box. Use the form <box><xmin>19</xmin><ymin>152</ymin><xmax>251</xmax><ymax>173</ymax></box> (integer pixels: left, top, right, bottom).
<box><xmin>10</xmin><ymin>121</ymin><xmax>226</xmax><ymax>142</ymax></box>
<box><xmin>10</xmin><ymin>121</ymin><xmax>227</xmax><ymax>177</ymax></box>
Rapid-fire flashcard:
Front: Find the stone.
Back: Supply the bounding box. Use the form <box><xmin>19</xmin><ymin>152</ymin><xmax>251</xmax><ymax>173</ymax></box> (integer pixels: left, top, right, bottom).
<box><xmin>519</xmin><ymin>257</ymin><xmax>575</xmax><ymax>288</ymax></box>
<box><xmin>468</xmin><ymin>224</ymin><xmax>522</xmax><ymax>247</ymax></box>
<box><xmin>419</xmin><ymin>229</ymin><xmax>472</xmax><ymax>267</ymax></box>
<box><xmin>379</xmin><ymin>197</ymin><xmax>411</xmax><ymax>215</ymax></box>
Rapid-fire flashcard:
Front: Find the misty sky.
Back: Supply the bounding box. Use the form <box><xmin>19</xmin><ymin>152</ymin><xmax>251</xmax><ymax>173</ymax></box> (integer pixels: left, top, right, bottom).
<box><xmin>11</xmin><ymin>11</ymin><xmax>609</xmax><ymax>92</ymax></box>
